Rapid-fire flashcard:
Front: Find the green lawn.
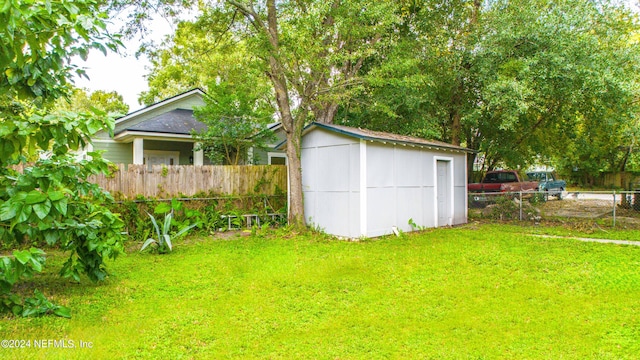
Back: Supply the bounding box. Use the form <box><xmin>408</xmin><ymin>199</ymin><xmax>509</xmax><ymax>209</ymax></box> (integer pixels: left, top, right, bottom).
<box><xmin>1</xmin><ymin>225</ymin><xmax>639</xmax><ymax>359</ymax></box>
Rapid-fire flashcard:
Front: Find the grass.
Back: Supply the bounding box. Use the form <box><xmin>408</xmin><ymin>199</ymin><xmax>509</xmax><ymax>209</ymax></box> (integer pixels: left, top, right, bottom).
<box><xmin>469</xmin><ymin>221</ymin><xmax>640</xmax><ymax>242</ymax></box>
<box><xmin>1</xmin><ymin>225</ymin><xmax>639</xmax><ymax>359</ymax></box>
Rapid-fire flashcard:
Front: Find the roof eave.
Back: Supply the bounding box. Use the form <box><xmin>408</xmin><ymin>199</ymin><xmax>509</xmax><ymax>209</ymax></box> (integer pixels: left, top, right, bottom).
<box><xmin>113</xmin><ymin>130</ymin><xmax>196</xmax><ymax>143</ymax></box>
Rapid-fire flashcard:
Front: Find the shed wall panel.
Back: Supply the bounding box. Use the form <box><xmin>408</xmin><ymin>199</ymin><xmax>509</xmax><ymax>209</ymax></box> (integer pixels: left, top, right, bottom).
<box><xmin>301</xmin><ymin>128</ymin><xmax>361</xmax><ymax>238</ymax></box>
<box><xmin>421</xmin><ymin>153</ymin><xmax>436</xmax><ymax>187</ymax></box>
<box><xmin>301</xmin><ymin>147</ymin><xmax>318</xmax><ymax>191</ymax></box>
<box><xmin>421</xmin><ymin>186</ymin><xmax>437</xmax><ymax>228</ymax></box>
<box><xmin>349</xmin><ymin>192</ymin><xmax>361</xmax><ymax>237</ymax></box>
<box><xmin>394</xmin><ymin>147</ymin><xmax>423</xmax><ymax>187</ymax></box>
<box><xmin>396</xmin><ymin>187</ymin><xmax>423</xmax><ymax>231</ymax></box>
<box><xmin>453</xmin><ymin>153</ymin><xmax>468</xmax><ymax>186</ymax></box>
<box><xmin>453</xmin><ymin>186</ymin><xmax>467</xmax><ymax>225</ymax></box>
<box><xmin>349</xmin><ymin>143</ymin><xmax>360</xmax><ymax>192</ymax></box>
<box><xmin>315</xmin><ymin>192</ymin><xmax>352</xmax><ymax>236</ymax></box>
<box><xmin>366</xmin><ymin>187</ymin><xmax>396</xmax><ymax>236</ymax></box>
<box><xmin>317</xmin><ymin>145</ymin><xmax>350</xmax><ymax>192</ymax></box>
<box><xmin>303</xmin><ymin>191</ymin><xmax>316</xmax><ymax>224</ymax></box>
<box><xmin>367</xmin><ymin>144</ymin><xmax>395</xmax><ymax>188</ymax></box>
<box><xmin>302</xmin><ymin>129</ymin><xmax>358</xmax><ymax>148</ymax></box>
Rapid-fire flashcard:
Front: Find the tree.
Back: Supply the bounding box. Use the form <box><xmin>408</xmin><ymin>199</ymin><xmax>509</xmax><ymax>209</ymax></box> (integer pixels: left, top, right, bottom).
<box><xmin>218</xmin><ymin>0</ymin><xmax>398</xmax><ymax>227</ymax></box>
<box><xmin>135</xmin><ymin>9</ymin><xmax>279</xmax><ymax>164</ymax></box>
<box><xmin>193</xmin><ymin>80</ymin><xmax>275</xmax><ymax>165</ymax></box>
<box><xmin>337</xmin><ymin>0</ymin><xmax>481</xmax><ymax>143</ymax></box>
<box><xmin>135</xmin><ymin>1</ymin><xmax>398</xmax><ymax>226</ymax></box>
<box><xmin>137</xmin><ymin>11</ymin><xmax>267</xmax><ymax>106</ymax></box>
<box><xmin>138</xmin><ymin>11</ymin><xmax>277</xmax><ymax>165</ymax></box>
<box><xmin>0</xmin><ymin>0</ymin><xmax>125</xmax><ymax>317</ymax></box>
<box><xmin>0</xmin><ymin>0</ymin><xmax>118</xmax><ymax>101</ymax></box>
<box><xmin>467</xmin><ymin>0</ymin><xmax>640</xmax><ymax>174</ymax></box>
<box><xmin>89</xmin><ymin>89</ymin><xmax>130</xmax><ymax>114</ymax></box>
<box><xmin>56</xmin><ymin>87</ymin><xmax>130</xmax><ymax>115</ymax></box>
<box><xmin>338</xmin><ymin>0</ymin><xmax>640</xmax><ymax>179</ymax></box>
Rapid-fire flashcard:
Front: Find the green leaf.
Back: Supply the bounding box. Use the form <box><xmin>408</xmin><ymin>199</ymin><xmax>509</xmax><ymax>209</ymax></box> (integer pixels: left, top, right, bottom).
<box><xmin>1</xmin><ymin>140</ymin><xmax>15</xmax><ymax>159</ymax></box>
<box><xmin>33</xmin><ymin>200</ymin><xmax>52</xmax><ymax>219</ymax></box>
<box><xmin>154</xmin><ymin>202</ymin><xmax>171</xmax><ymax>214</ymax></box>
<box><xmin>163</xmin><ymin>211</ymin><xmax>173</xmax><ymax>235</ymax></box>
<box><xmin>147</xmin><ymin>212</ymin><xmax>161</xmax><ymax>241</ymax></box>
<box><xmin>163</xmin><ymin>234</ymin><xmax>172</xmax><ymax>251</ymax></box>
<box><xmin>29</xmin><ymin>257</ymin><xmax>43</xmax><ymax>272</ymax></box>
<box><xmin>44</xmin><ymin>231</ymin><xmax>59</xmax><ymax>245</ymax></box>
<box><xmin>53</xmin><ymin>306</ymin><xmax>72</xmax><ymax>319</ymax></box>
<box><xmin>25</xmin><ymin>190</ymin><xmax>47</xmax><ymax>204</ymax></box>
<box><xmin>53</xmin><ymin>198</ymin><xmax>68</xmax><ymax>216</ymax></box>
<box><xmin>13</xmin><ymin>250</ymin><xmax>32</xmax><ymax>265</ymax></box>
<box><xmin>0</xmin><ymin>0</ymin><xmax>12</xmax><ymax>13</ymax></box>
<box><xmin>17</xmin><ymin>204</ymin><xmax>32</xmax><ymax>223</ymax></box>
<box><xmin>140</xmin><ymin>238</ymin><xmax>156</xmax><ymax>252</ymax></box>
<box><xmin>175</xmin><ymin>223</ymin><xmax>198</xmax><ymax>238</ymax></box>
<box><xmin>0</xmin><ymin>202</ymin><xmax>18</xmax><ymax>221</ymax></box>
<box><xmin>47</xmin><ymin>190</ymin><xmax>65</xmax><ymax>201</ymax></box>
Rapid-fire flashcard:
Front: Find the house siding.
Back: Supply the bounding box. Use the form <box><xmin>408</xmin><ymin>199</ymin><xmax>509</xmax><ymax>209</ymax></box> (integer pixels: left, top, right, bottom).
<box><xmin>93</xmin><ymin>139</ymin><xmax>215</xmax><ymax>166</ymax></box>
<box><xmin>93</xmin><ymin>141</ymin><xmax>133</xmax><ymax>164</ymax></box>
<box><xmin>253</xmin><ymin>127</ymin><xmax>287</xmax><ymax>165</ymax></box>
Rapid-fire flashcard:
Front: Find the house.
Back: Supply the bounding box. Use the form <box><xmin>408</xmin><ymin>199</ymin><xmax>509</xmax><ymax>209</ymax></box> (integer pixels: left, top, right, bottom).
<box><xmin>90</xmin><ymin>88</ymin><xmax>287</xmax><ymax>167</ymax></box>
<box><xmin>280</xmin><ymin>122</ymin><xmax>474</xmax><ymax>238</ymax></box>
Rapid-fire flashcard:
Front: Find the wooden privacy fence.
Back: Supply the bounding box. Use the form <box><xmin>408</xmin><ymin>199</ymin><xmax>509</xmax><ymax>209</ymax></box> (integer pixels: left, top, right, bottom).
<box><xmin>598</xmin><ymin>172</ymin><xmax>640</xmax><ymax>189</ymax></box>
<box><xmin>89</xmin><ymin>164</ymin><xmax>288</xmax><ymax>198</ymax></box>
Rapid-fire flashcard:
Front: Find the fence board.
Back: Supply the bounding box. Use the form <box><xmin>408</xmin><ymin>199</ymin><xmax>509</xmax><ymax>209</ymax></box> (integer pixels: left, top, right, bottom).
<box><xmin>88</xmin><ymin>164</ymin><xmax>287</xmax><ymax>199</ymax></box>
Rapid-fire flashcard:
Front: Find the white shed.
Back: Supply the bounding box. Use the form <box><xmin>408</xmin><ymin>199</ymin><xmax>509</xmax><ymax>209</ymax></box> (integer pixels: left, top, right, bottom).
<box><xmin>293</xmin><ymin>122</ymin><xmax>473</xmax><ymax>238</ymax></box>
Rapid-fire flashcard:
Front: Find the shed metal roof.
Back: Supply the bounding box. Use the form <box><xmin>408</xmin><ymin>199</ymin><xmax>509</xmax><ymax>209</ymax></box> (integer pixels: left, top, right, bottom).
<box><xmin>277</xmin><ymin>122</ymin><xmax>475</xmax><ymax>153</ymax></box>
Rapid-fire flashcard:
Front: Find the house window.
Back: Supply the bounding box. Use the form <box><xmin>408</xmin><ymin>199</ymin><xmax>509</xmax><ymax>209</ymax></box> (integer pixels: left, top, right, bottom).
<box><xmin>268</xmin><ymin>152</ymin><xmax>287</xmax><ymax>165</ymax></box>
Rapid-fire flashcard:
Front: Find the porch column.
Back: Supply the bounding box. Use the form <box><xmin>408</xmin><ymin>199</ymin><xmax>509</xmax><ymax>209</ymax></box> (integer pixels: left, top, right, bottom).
<box><xmin>133</xmin><ymin>138</ymin><xmax>144</xmax><ymax>165</ymax></box>
<box><xmin>193</xmin><ymin>142</ymin><xmax>204</xmax><ymax>166</ymax></box>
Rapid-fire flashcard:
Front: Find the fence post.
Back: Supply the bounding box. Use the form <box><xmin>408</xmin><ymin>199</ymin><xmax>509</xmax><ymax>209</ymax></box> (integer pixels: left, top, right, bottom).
<box><xmin>519</xmin><ymin>191</ymin><xmax>523</xmax><ymax>221</ymax></box>
<box><xmin>613</xmin><ymin>190</ymin><xmax>616</xmax><ymax>228</ymax></box>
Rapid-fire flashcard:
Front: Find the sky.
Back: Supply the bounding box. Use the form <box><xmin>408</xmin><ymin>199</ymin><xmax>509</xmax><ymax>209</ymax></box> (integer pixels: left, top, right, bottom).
<box><xmin>73</xmin><ymin>17</ymin><xmax>176</xmax><ymax>113</ymax></box>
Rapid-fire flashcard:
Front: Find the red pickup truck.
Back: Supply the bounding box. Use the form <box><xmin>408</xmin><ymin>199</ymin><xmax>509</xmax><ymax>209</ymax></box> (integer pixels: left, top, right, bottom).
<box><xmin>468</xmin><ymin>170</ymin><xmax>539</xmax><ymax>206</ymax></box>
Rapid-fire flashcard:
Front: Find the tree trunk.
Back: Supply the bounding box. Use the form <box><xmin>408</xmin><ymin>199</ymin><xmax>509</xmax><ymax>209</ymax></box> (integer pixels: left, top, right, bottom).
<box><xmin>284</xmin><ymin>131</ymin><xmax>305</xmax><ymax>227</ymax></box>
<box><xmin>315</xmin><ymin>102</ymin><xmax>340</xmax><ymax>124</ymax></box>
<box><xmin>264</xmin><ymin>0</ymin><xmax>306</xmax><ymax>228</ymax></box>
<box><xmin>467</xmin><ymin>152</ymin><xmax>477</xmax><ymax>183</ymax></box>
<box><xmin>450</xmin><ymin>104</ymin><xmax>462</xmax><ymax>146</ymax></box>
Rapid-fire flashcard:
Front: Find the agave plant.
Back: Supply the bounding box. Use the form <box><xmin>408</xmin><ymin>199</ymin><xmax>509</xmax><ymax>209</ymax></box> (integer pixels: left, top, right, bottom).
<box><xmin>140</xmin><ymin>211</ymin><xmax>198</xmax><ymax>253</ymax></box>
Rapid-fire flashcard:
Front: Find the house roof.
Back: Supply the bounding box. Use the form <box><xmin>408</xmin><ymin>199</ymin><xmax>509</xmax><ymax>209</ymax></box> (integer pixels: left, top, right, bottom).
<box><xmin>116</xmin><ymin>109</ymin><xmax>207</xmax><ymax>135</ymax></box>
<box><xmin>115</xmin><ymin>88</ymin><xmax>206</xmax><ymax>125</ymax></box>
<box><xmin>277</xmin><ymin>122</ymin><xmax>475</xmax><ymax>153</ymax></box>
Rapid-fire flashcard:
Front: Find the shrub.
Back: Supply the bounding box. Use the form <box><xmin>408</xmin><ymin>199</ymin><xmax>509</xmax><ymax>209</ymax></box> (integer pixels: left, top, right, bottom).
<box><xmin>140</xmin><ymin>211</ymin><xmax>198</xmax><ymax>254</ymax></box>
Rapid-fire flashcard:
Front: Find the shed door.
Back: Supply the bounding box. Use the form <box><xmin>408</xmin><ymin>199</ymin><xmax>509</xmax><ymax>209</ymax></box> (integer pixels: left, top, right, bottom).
<box><xmin>436</xmin><ymin>160</ymin><xmax>452</xmax><ymax>226</ymax></box>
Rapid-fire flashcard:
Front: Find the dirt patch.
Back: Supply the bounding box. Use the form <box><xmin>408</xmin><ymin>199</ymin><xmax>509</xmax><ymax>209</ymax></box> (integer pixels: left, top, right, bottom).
<box><xmin>538</xmin><ymin>198</ymin><xmax>640</xmax><ymax>225</ymax></box>
<box><xmin>540</xmin><ymin>199</ymin><xmax>614</xmax><ymax>219</ymax></box>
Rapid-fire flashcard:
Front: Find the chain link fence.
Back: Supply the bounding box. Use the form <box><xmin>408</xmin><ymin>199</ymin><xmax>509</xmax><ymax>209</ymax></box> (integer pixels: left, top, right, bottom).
<box><xmin>468</xmin><ymin>190</ymin><xmax>640</xmax><ymax>228</ymax></box>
